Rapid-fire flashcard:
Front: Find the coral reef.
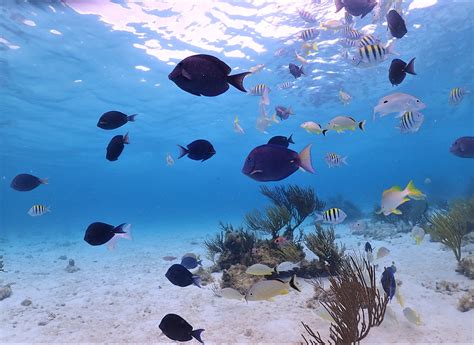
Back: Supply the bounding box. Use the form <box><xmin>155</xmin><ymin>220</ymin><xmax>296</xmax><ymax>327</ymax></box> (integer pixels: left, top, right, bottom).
<box><xmin>372</xmin><ymin>199</ymin><xmax>428</xmax><ymax>226</ymax></box>
<box><xmin>220</xmin><ymin>264</ymin><xmax>262</xmax><ymax>295</ymax></box>
<box><xmin>456</xmin><ymin>255</ymin><xmax>474</xmax><ymax>279</ymax></box>
<box><xmin>0</xmin><ymin>284</ymin><xmax>12</xmax><ymax>301</ymax></box>
<box><xmin>304</xmin><ymin>225</ymin><xmax>346</xmax><ymax>275</ymax></box>
<box><xmin>458</xmin><ymin>289</ymin><xmax>474</xmax><ymax>312</ymax></box>
<box><xmin>301</xmin><ymin>257</ymin><xmax>388</xmax><ymax>345</ymax></box>
<box><xmin>326</xmin><ymin>194</ymin><xmax>363</xmax><ymax>222</ymax></box>
<box><xmin>65</xmin><ymin>259</ymin><xmax>80</xmax><ymax>273</ymax></box>
<box><xmin>194</xmin><ymin>267</ymin><xmax>214</xmax><ymax>286</ymax></box>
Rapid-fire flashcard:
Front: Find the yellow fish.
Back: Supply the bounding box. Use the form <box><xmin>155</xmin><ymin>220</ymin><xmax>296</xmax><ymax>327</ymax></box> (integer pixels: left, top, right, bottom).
<box><xmin>233</xmin><ymin>116</ymin><xmax>244</xmax><ymax>134</ymax></box>
<box><xmin>403</xmin><ymin>307</ymin><xmax>422</xmax><ymax>325</ymax></box>
<box><xmin>378</xmin><ymin>180</ymin><xmax>425</xmax><ymax>216</ymax></box>
<box><xmin>300</xmin><ymin>121</ymin><xmax>323</xmax><ymax>135</ymax></box>
<box><xmin>245</xmin><ymin>263</ymin><xmax>274</xmax><ymax>276</ymax></box>
<box><xmin>246</xmin><ymin>275</ymin><xmax>300</xmax><ymax>301</ymax></box>
<box><xmin>301</xmin><ymin>42</ymin><xmax>318</xmax><ymax>55</ymax></box>
<box><xmin>320</xmin><ymin>19</ymin><xmax>344</xmax><ymax>31</ymax></box>
<box><xmin>338</xmin><ymin>90</ymin><xmax>352</xmax><ymax>105</ymax></box>
<box><xmin>411</xmin><ymin>225</ymin><xmax>425</xmax><ymax>245</ymax></box>
<box><xmin>322</xmin><ymin>116</ymin><xmax>365</xmax><ymax>135</ymax></box>
<box><xmin>449</xmin><ymin>87</ymin><xmax>469</xmax><ymax>105</ymax></box>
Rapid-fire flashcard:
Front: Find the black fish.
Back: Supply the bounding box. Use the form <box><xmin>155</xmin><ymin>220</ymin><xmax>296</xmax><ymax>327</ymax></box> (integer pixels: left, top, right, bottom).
<box><xmin>106</xmin><ymin>133</ymin><xmax>129</xmax><ymax>161</ymax></box>
<box><xmin>159</xmin><ymin>313</ymin><xmax>204</xmax><ymax>343</ymax></box>
<box><xmin>387</xmin><ymin>10</ymin><xmax>407</xmax><ymax>39</ymax></box>
<box><xmin>389</xmin><ymin>58</ymin><xmax>416</xmax><ymax>86</ymax></box>
<box><xmin>381</xmin><ymin>266</ymin><xmax>396</xmax><ymax>300</ymax></box>
<box><xmin>165</xmin><ymin>264</ymin><xmax>201</xmax><ymax>288</ymax></box>
<box><xmin>180</xmin><ymin>256</ymin><xmax>202</xmax><ymax>270</ymax></box>
<box><xmin>84</xmin><ymin>222</ymin><xmax>132</xmax><ymax>247</ymax></box>
<box><xmin>178</xmin><ymin>139</ymin><xmax>216</xmax><ymax>162</ymax></box>
<box><xmin>364</xmin><ymin>242</ymin><xmax>372</xmax><ymax>253</ymax></box>
<box><xmin>10</xmin><ymin>173</ymin><xmax>48</xmax><ymax>192</ymax></box>
<box><xmin>289</xmin><ymin>63</ymin><xmax>304</xmax><ymax>79</ymax></box>
<box><xmin>335</xmin><ymin>0</ymin><xmax>376</xmax><ymax>19</ymax></box>
<box><xmin>97</xmin><ymin>111</ymin><xmax>137</xmax><ymax>130</ymax></box>
<box><xmin>450</xmin><ymin>136</ymin><xmax>474</xmax><ymax>158</ymax></box>
<box><xmin>267</xmin><ymin>135</ymin><xmax>295</xmax><ymax>148</ymax></box>
<box><xmin>168</xmin><ymin>54</ymin><xmax>251</xmax><ymax>96</ymax></box>
<box><xmin>242</xmin><ymin>144</ymin><xmax>314</xmax><ymax>182</ymax></box>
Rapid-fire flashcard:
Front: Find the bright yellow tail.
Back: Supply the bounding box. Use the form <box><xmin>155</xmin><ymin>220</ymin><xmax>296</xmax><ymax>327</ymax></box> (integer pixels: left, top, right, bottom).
<box><xmin>405</xmin><ymin>180</ymin><xmax>425</xmax><ymax>200</ymax></box>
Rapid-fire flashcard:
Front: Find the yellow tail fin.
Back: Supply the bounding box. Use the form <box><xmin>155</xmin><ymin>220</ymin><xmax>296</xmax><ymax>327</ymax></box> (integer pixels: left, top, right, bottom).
<box><xmin>405</xmin><ymin>180</ymin><xmax>425</xmax><ymax>200</ymax></box>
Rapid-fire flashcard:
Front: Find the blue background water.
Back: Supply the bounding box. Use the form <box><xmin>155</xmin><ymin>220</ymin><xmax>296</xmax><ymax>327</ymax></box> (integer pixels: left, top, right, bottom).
<box><xmin>0</xmin><ymin>0</ymin><xmax>473</xmax><ymax>240</ymax></box>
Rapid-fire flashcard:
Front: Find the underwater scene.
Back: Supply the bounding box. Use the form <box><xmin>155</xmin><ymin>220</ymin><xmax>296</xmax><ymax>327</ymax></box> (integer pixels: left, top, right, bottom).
<box><xmin>1</xmin><ymin>0</ymin><xmax>473</xmax><ymax>343</ymax></box>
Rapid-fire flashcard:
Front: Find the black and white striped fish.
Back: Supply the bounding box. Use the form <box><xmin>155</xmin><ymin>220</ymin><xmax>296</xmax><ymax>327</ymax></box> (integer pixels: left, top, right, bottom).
<box><xmin>358</xmin><ymin>34</ymin><xmax>381</xmax><ymax>47</ymax></box>
<box><xmin>342</xmin><ymin>26</ymin><xmax>362</xmax><ymax>39</ymax></box>
<box><xmin>325</xmin><ymin>152</ymin><xmax>348</xmax><ymax>168</ymax></box>
<box><xmin>249</xmin><ymin>83</ymin><xmax>269</xmax><ymax>96</ymax></box>
<box><xmin>397</xmin><ymin>111</ymin><xmax>424</xmax><ymax>133</ymax></box>
<box><xmin>449</xmin><ymin>87</ymin><xmax>469</xmax><ymax>105</ymax></box>
<box><xmin>299</xmin><ymin>28</ymin><xmax>319</xmax><ymax>41</ymax></box>
<box><xmin>28</xmin><ymin>204</ymin><xmax>51</xmax><ymax>217</ymax></box>
<box><xmin>298</xmin><ymin>9</ymin><xmax>317</xmax><ymax>23</ymax></box>
<box><xmin>352</xmin><ymin>42</ymin><xmax>395</xmax><ymax>67</ymax></box>
<box><xmin>340</xmin><ymin>38</ymin><xmax>359</xmax><ymax>48</ymax></box>
<box><xmin>317</xmin><ymin>208</ymin><xmax>347</xmax><ymax>224</ymax></box>
<box><xmin>278</xmin><ymin>81</ymin><xmax>294</xmax><ymax>90</ymax></box>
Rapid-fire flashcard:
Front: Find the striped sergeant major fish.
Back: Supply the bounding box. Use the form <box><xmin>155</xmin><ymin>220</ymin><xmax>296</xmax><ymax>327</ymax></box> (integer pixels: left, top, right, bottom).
<box><xmin>298</xmin><ymin>9</ymin><xmax>317</xmax><ymax>23</ymax></box>
<box><xmin>352</xmin><ymin>42</ymin><xmax>396</xmax><ymax>67</ymax></box>
<box><xmin>249</xmin><ymin>83</ymin><xmax>269</xmax><ymax>96</ymax></box>
<box><xmin>28</xmin><ymin>204</ymin><xmax>51</xmax><ymax>217</ymax></box>
<box><xmin>298</xmin><ymin>28</ymin><xmax>319</xmax><ymax>41</ymax></box>
<box><xmin>342</xmin><ymin>25</ymin><xmax>362</xmax><ymax>40</ymax></box>
<box><xmin>397</xmin><ymin>111</ymin><xmax>424</xmax><ymax>133</ymax></box>
<box><xmin>325</xmin><ymin>152</ymin><xmax>348</xmax><ymax>168</ymax></box>
<box><xmin>449</xmin><ymin>87</ymin><xmax>469</xmax><ymax>105</ymax></box>
<box><xmin>340</xmin><ymin>38</ymin><xmax>358</xmax><ymax>48</ymax></box>
<box><xmin>316</xmin><ymin>208</ymin><xmax>347</xmax><ymax>224</ymax></box>
<box><xmin>358</xmin><ymin>34</ymin><xmax>381</xmax><ymax>47</ymax></box>
<box><xmin>278</xmin><ymin>81</ymin><xmax>294</xmax><ymax>90</ymax></box>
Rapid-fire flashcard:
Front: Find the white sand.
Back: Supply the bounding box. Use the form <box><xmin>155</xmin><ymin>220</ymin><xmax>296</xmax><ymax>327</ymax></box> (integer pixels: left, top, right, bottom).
<box><xmin>0</xmin><ymin>225</ymin><xmax>473</xmax><ymax>344</ymax></box>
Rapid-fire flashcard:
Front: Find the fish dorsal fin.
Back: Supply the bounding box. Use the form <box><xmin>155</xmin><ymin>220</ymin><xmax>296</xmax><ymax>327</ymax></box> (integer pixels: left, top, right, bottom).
<box><xmin>383</xmin><ymin>186</ymin><xmax>402</xmax><ymax>195</ymax></box>
<box><xmin>348</xmin><ymin>116</ymin><xmax>356</xmax><ymax>122</ymax></box>
<box><xmin>274</xmin><ymin>278</ymin><xmax>286</xmax><ymax>284</ymax></box>
<box><xmin>194</xmin><ymin>54</ymin><xmax>231</xmax><ymax>74</ymax></box>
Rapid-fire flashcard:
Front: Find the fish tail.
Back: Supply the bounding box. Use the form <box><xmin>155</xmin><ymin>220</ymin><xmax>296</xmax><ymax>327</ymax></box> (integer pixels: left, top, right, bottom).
<box><xmin>114</xmin><ymin>223</ymin><xmax>133</xmax><ymax>240</ymax></box>
<box><xmin>334</xmin><ymin>0</ymin><xmax>344</xmax><ymax>13</ymax></box>
<box><xmin>287</xmin><ymin>134</ymin><xmax>294</xmax><ymax>144</ymax></box>
<box><xmin>342</xmin><ymin>156</ymin><xmax>349</xmax><ymax>165</ymax></box>
<box><xmin>193</xmin><ymin>275</ymin><xmax>202</xmax><ymax>288</ymax></box>
<box><xmin>127</xmin><ymin>114</ymin><xmax>138</xmax><ymax>122</ymax></box>
<box><xmin>322</xmin><ymin>129</ymin><xmax>328</xmax><ymax>136</ymax></box>
<box><xmin>300</xmin><ymin>65</ymin><xmax>305</xmax><ymax>75</ymax></box>
<box><xmin>39</xmin><ymin>178</ymin><xmax>49</xmax><ymax>185</ymax></box>
<box><xmin>405</xmin><ymin>180</ymin><xmax>425</xmax><ymax>200</ymax></box>
<box><xmin>358</xmin><ymin>120</ymin><xmax>366</xmax><ymax>131</ymax></box>
<box><xmin>386</xmin><ymin>41</ymin><xmax>398</xmax><ymax>55</ymax></box>
<box><xmin>298</xmin><ymin>144</ymin><xmax>315</xmax><ymax>174</ymax></box>
<box><xmin>404</xmin><ymin>57</ymin><xmax>416</xmax><ymax>75</ymax></box>
<box><xmin>191</xmin><ymin>329</ymin><xmax>205</xmax><ymax>344</ymax></box>
<box><xmin>289</xmin><ymin>274</ymin><xmax>301</xmax><ymax>292</ymax></box>
<box><xmin>227</xmin><ymin>72</ymin><xmax>251</xmax><ymax>93</ymax></box>
<box><xmin>123</xmin><ymin>132</ymin><xmax>130</xmax><ymax>144</ymax></box>
<box><xmin>177</xmin><ymin>145</ymin><xmax>189</xmax><ymax>159</ymax></box>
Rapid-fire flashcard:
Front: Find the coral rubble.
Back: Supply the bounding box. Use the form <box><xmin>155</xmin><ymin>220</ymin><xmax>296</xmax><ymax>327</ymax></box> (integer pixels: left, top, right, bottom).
<box><xmin>0</xmin><ymin>284</ymin><xmax>12</xmax><ymax>301</ymax></box>
<box><xmin>458</xmin><ymin>289</ymin><xmax>474</xmax><ymax>312</ymax></box>
<box><xmin>65</xmin><ymin>259</ymin><xmax>80</xmax><ymax>273</ymax></box>
<box><xmin>456</xmin><ymin>255</ymin><xmax>474</xmax><ymax>279</ymax></box>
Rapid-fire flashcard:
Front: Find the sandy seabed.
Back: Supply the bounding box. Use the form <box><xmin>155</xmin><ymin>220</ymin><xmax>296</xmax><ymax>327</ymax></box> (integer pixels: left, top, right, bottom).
<box><xmin>0</xmin><ymin>224</ymin><xmax>473</xmax><ymax>344</ymax></box>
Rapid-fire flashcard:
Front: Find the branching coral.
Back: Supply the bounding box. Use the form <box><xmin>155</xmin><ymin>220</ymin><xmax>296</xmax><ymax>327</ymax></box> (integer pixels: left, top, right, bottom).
<box><xmin>301</xmin><ymin>257</ymin><xmax>388</xmax><ymax>345</ymax></box>
<box><xmin>305</xmin><ymin>225</ymin><xmax>346</xmax><ymax>275</ymax></box>
<box><xmin>245</xmin><ymin>206</ymin><xmax>291</xmax><ymax>239</ymax></box>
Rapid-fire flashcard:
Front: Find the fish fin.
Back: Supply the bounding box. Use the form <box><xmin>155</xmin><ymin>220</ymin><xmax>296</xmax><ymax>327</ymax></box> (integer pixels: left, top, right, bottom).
<box><xmin>404</xmin><ymin>57</ymin><xmax>416</xmax><ymax>75</ymax></box>
<box><xmin>193</xmin><ymin>276</ymin><xmax>202</xmax><ymax>288</ymax></box>
<box><xmin>385</xmin><ymin>41</ymin><xmax>398</xmax><ymax>56</ymax></box>
<box><xmin>391</xmin><ymin>208</ymin><xmax>402</xmax><ymax>215</ymax></box>
<box><xmin>289</xmin><ymin>275</ymin><xmax>301</xmax><ymax>292</ymax></box>
<box><xmin>127</xmin><ymin>114</ymin><xmax>138</xmax><ymax>122</ymax></box>
<box><xmin>358</xmin><ymin>120</ymin><xmax>366</xmax><ymax>131</ymax></box>
<box><xmin>123</xmin><ymin>132</ymin><xmax>130</xmax><ymax>144</ymax></box>
<box><xmin>106</xmin><ymin>236</ymin><xmax>120</xmax><ymax>251</ymax></box>
<box><xmin>114</xmin><ymin>223</ymin><xmax>133</xmax><ymax>240</ymax></box>
<box><xmin>191</xmin><ymin>329</ymin><xmax>205</xmax><ymax>344</ymax></box>
<box><xmin>300</xmin><ymin>65</ymin><xmax>305</xmax><ymax>75</ymax></box>
<box><xmin>298</xmin><ymin>144</ymin><xmax>315</xmax><ymax>174</ymax></box>
<box><xmin>395</xmin><ymin>111</ymin><xmax>405</xmax><ymax>118</ymax></box>
<box><xmin>405</xmin><ymin>180</ymin><xmax>426</xmax><ymax>200</ymax></box>
<box><xmin>322</xmin><ymin>129</ymin><xmax>328</xmax><ymax>136</ymax></box>
<box><xmin>315</xmin><ymin>213</ymin><xmax>323</xmax><ymax>222</ymax></box>
<box><xmin>177</xmin><ymin>145</ymin><xmax>189</xmax><ymax>159</ymax></box>
<box><xmin>39</xmin><ymin>178</ymin><xmax>49</xmax><ymax>185</ymax></box>
<box><xmin>266</xmin><ymin>297</ymin><xmax>276</xmax><ymax>301</ymax></box>
<box><xmin>181</xmin><ymin>68</ymin><xmax>192</xmax><ymax>80</ymax></box>
<box><xmin>334</xmin><ymin>0</ymin><xmax>344</xmax><ymax>13</ymax></box>
<box><xmin>227</xmin><ymin>72</ymin><xmax>251</xmax><ymax>93</ymax></box>
<box><xmin>287</xmin><ymin>134</ymin><xmax>294</xmax><ymax>144</ymax></box>
<box><xmin>383</xmin><ymin>186</ymin><xmax>403</xmax><ymax>195</ymax></box>
<box><xmin>400</xmin><ymin>197</ymin><xmax>411</xmax><ymax>205</ymax></box>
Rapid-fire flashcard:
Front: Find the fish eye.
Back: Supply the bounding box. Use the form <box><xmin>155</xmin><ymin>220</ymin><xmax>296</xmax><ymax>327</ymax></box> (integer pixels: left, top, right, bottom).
<box><xmin>416</xmin><ymin>99</ymin><xmax>420</xmax><ymax>102</ymax></box>
<box><xmin>383</xmin><ymin>100</ymin><xmax>388</xmax><ymax>104</ymax></box>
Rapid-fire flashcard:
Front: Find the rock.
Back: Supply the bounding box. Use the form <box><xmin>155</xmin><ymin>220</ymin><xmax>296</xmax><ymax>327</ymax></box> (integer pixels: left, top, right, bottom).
<box><xmin>458</xmin><ymin>289</ymin><xmax>474</xmax><ymax>312</ymax></box>
<box><xmin>21</xmin><ymin>299</ymin><xmax>32</xmax><ymax>306</ymax></box>
<box><xmin>221</xmin><ymin>264</ymin><xmax>262</xmax><ymax>295</ymax></box>
<box><xmin>456</xmin><ymin>255</ymin><xmax>474</xmax><ymax>279</ymax></box>
<box><xmin>38</xmin><ymin>320</ymin><xmax>49</xmax><ymax>326</ymax></box>
<box><xmin>0</xmin><ymin>284</ymin><xmax>12</xmax><ymax>301</ymax></box>
<box><xmin>65</xmin><ymin>259</ymin><xmax>80</xmax><ymax>273</ymax></box>
<box><xmin>58</xmin><ymin>255</ymin><xmax>67</xmax><ymax>260</ymax></box>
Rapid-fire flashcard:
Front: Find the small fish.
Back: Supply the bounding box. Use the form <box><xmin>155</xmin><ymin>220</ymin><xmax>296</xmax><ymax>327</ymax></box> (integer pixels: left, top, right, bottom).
<box><xmin>268</xmin><ymin>135</ymin><xmax>294</xmax><ymax>148</ymax></box>
<box><xmin>166</xmin><ymin>153</ymin><xmax>175</xmax><ymax>166</ymax></box>
<box><xmin>376</xmin><ymin>246</ymin><xmax>390</xmax><ymax>259</ymax></box>
<box><xmin>322</xmin><ymin>116</ymin><xmax>365</xmax><ymax>135</ymax></box>
<box><xmin>27</xmin><ymin>204</ymin><xmax>50</xmax><ymax>217</ymax></box>
<box><xmin>335</xmin><ymin>0</ymin><xmax>377</xmax><ymax>19</ymax></box>
<box><xmin>342</xmin><ymin>26</ymin><xmax>362</xmax><ymax>39</ymax></box>
<box><xmin>165</xmin><ymin>264</ymin><xmax>201</xmax><ymax>288</ymax></box>
<box><xmin>365</xmin><ymin>242</ymin><xmax>372</xmax><ymax>253</ymax></box>
<box><xmin>397</xmin><ymin>111</ymin><xmax>424</xmax><ymax>133</ymax></box>
<box><xmin>301</xmin><ymin>42</ymin><xmax>318</xmax><ymax>55</ymax></box>
<box><xmin>350</xmin><ymin>220</ymin><xmax>367</xmax><ymax>232</ymax></box>
<box><xmin>273</xmin><ymin>236</ymin><xmax>289</xmax><ymax>246</ymax></box>
<box><xmin>168</xmin><ymin>54</ymin><xmax>250</xmax><ymax>96</ymax></box>
<box><xmin>358</xmin><ymin>34</ymin><xmax>380</xmax><ymax>47</ymax></box>
<box><xmin>301</xmin><ymin>121</ymin><xmax>323</xmax><ymax>135</ymax></box>
<box><xmin>449</xmin><ymin>87</ymin><xmax>469</xmax><ymax>105</ymax></box>
<box><xmin>378</xmin><ymin>180</ymin><xmax>425</xmax><ymax>216</ymax></box>
<box><xmin>298</xmin><ymin>28</ymin><xmax>319</xmax><ymax>41</ymax></box>
<box><xmin>97</xmin><ymin>111</ymin><xmax>137</xmax><ymax>130</ymax></box>
<box><xmin>367</xmin><ymin>251</ymin><xmax>374</xmax><ymax>264</ymax></box>
<box><xmin>246</xmin><ymin>275</ymin><xmax>300</xmax><ymax>301</ymax></box>
<box><xmin>411</xmin><ymin>225</ymin><xmax>426</xmax><ymax>245</ymax></box>
<box><xmin>339</xmin><ymin>90</ymin><xmax>352</xmax><ymax>105</ymax></box>
<box><xmin>278</xmin><ymin>81</ymin><xmax>294</xmax><ymax>90</ymax></box>
<box><xmin>181</xmin><ymin>255</ymin><xmax>202</xmax><ymax>270</ymax></box>
<box><xmin>233</xmin><ymin>116</ymin><xmax>245</xmax><ymax>134</ymax></box>
<box><xmin>424</xmin><ymin>177</ymin><xmax>432</xmax><ymax>185</ymax></box>
<box><xmin>275</xmin><ymin>106</ymin><xmax>294</xmax><ymax>121</ymax></box>
<box><xmin>11</xmin><ymin>173</ymin><xmax>48</xmax><ymax>192</ymax></box>
<box><xmin>395</xmin><ymin>285</ymin><xmax>405</xmax><ymax>307</ymax></box>
<box><xmin>249</xmin><ymin>83</ymin><xmax>270</xmax><ymax>96</ymax></box>
<box><xmin>159</xmin><ymin>313</ymin><xmax>204</xmax><ymax>343</ymax></box>
<box><xmin>274</xmin><ymin>47</ymin><xmax>287</xmax><ymax>57</ymax></box>
<box><xmin>220</xmin><ymin>287</ymin><xmax>245</xmax><ymax>301</ymax></box>
<box><xmin>387</xmin><ymin>9</ymin><xmax>407</xmax><ymax>39</ymax></box>
<box><xmin>256</xmin><ymin>113</ymin><xmax>279</xmax><ymax>134</ymax></box>
<box><xmin>320</xmin><ymin>19</ymin><xmax>344</xmax><ymax>31</ymax></box>
<box><xmin>352</xmin><ymin>42</ymin><xmax>396</xmax><ymax>67</ymax></box>
<box><xmin>340</xmin><ymin>38</ymin><xmax>359</xmax><ymax>48</ymax></box>
<box><xmin>249</xmin><ymin>63</ymin><xmax>265</xmax><ymax>74</ymax></box>
<box><xmin>316</xmin><ymin>208</ymin><xmax>347</xmax><ymax>224</ymax></box>
<box><xmin>242</xmin><ymin>144</ymin><xmax>314</xmax><ymax>182</ymax></box>
<box><xmin>298</xmin><ymin>9</ymin><xmax>317</xmax><ymax>23</ymax></box>
<box><xmin>381</xmin><ymin>266</ymin><xmax>396</xmax><ymax>300</ymax></box>
<box><xmin>389</xmin><ymin>58</ymin><xmax>416</xmax><ymax>86</ymax></box>
<box><xmin>84</xmin><ymin>222</ymin><xmax>132</xmax><ymax>250</ymax></box>
<box><xmin>450</xmin><ymin>136</ymin><xmax>474</xmax><ymax>158</ymax></box>
<box><xmin>246</xmin><ymin>263</ymin><xmax>275</xmax><ymax>276</ymax></box>
<box><xmin>325</xmin><ymin>152</ymin><xmax>348</xmax><ymax>168</ymax></box>
<box><xmin>289</xmin><ymin>63</ymin><xmax>305</xmax><ymax>79</ymax></box>
<box><xmin>403</xmin><ymin>307</ymin><xmax>422</xmax><ymax>325</ymax></box>
<box><xmin>275</xmin><ymin>261</ymin><xmax>300</xmax><ymax>273</ymax></box>
<box><xmin>295</xmin><ymin>50</ymin><xmax>308</xmax><ymax>64</ymax></box>
<box><xmin>162</xmin><ymin>256</ymin><xmax>178</xmax><ymax>262</ymax></box>
<box><xmin>106</xmin><ymin>133</ymin><xmax>129</xmax><ymax>161</ymax></box>
<box><xmin>178</xmin><ymin>139</ymin><xmax>216</xmax><ymax>162</ymax></box>
<box><xmin>373</xmin><ymin>93</ymin><xmax>426</xmax><ymax>119</ymax></box>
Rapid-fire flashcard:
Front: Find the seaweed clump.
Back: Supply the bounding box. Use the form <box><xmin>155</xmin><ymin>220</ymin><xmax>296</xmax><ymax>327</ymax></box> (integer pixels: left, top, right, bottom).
<box><xmin>301</xmin><ymin>257</ymin><xmax>388</xmax><ymax>345</ymax></box>
<box><xmin>304</xmin><ymin>225</ymin><xmax>346</xmax><ymax>275</ymax></box>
